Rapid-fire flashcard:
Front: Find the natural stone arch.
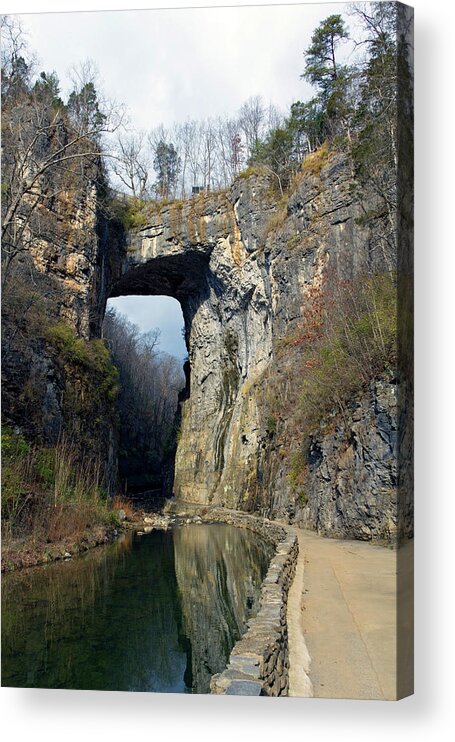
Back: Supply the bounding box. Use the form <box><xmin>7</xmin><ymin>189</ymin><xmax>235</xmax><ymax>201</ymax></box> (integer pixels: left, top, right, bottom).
<box><xmin>109</xmin><ymin>250</ymin><xmax>213</xmax><ymax>367</ymax></box>
<box><xmin>107</xmin><ymin>187</ymin><xmax>273</xmax><ymax>508</ymax></box>
<box><xmin>110</xmin><ymin>250</ymin><xmax>213</xmax><ymax>305</ymax></box>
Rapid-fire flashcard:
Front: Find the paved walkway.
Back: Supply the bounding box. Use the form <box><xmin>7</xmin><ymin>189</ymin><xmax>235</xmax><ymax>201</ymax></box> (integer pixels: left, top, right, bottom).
<box><xmin>289</xmin><ymin>529</ymin><xmax>404</xmax><ymax>701</ymax></box>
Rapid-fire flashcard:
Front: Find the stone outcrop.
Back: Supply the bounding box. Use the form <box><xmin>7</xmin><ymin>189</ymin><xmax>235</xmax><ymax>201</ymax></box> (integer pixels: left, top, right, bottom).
<box><xmin>1</xmin><ymin>172</ymin><xmax>123</xmax><ymax>491</ymax></box>
<box><xmin>110</xmin><ymin>189</ymin><xmax>274</xmax><ymax>507</ymax></box>
<box><xmin>107</xmin><ymin>153</ymin><xmax>407</xmax><ymax>541</ymax></box>
<box><xmin>4</xmin><ymin>150</ymin><xmax>410</xmax><ymax>541</ymax></box>
<box><xmin>295</xmin><ymin>376</ymin><xmax>403</xmax><ymax>542</ymax></box>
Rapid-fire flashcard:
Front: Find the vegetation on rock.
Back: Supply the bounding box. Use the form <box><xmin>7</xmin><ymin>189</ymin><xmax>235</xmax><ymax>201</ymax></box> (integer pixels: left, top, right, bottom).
<box><xmin>1</xmin><ymin>427</ymin><xmax>116</xmax><ymax>550</ymax></box>
<box><xmin>267</xmin><ymin>272</ymin><xmax>398</xmax><ymax>500</ymax></box>
<box><xmin>46</xmin><ymin>323</ymin><xmax>119</xmax><ymax>402</ymax></box>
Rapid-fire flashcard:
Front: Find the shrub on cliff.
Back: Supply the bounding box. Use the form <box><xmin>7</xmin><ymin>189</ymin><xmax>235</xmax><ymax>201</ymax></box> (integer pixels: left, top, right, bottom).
<box><xmin>297</xmin><ymin>273</ymin><xmax>396</xmax><ymax>427</ymax></box>
<box><xmin>46</xmin><ymin>322</ymin><xmax>119</xmax><ymax>402</ymax></box>
<box><xmin>267</xmin><ymin>272</ymin><xmax>397</xmax><ymax>492</ymax></box>
<box><xmin>303</xmin><ymin>273</ymin><xmax>394</xmax><ymax>421</ymax></box>
<box><xmin>109</xmin><ymin>196</ymin><xmax>151</xmax><ymax>230</ymax></box>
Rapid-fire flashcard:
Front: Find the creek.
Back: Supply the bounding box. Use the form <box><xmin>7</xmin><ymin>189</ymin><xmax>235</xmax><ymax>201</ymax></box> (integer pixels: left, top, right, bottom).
<box><xmin>1</xmin><ymin>524</ymin><xmax>273</xmax><ymax>693</ymax></box>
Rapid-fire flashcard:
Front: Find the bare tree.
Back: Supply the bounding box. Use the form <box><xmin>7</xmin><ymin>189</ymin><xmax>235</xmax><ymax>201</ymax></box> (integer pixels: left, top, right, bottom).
<box><xmin>199</xmin><ymin>119</ymin><xmax>218</xmax><ymax>191</ymax></box>
<box><xmin>216</xmin><ymin>117</ymin><xmax>244</xmax><ymax>184</ymax></box>
<box><xmin>239</xmin><ymin>95</ymin><xmax>266</xmax><ymax>158</ymax></box>
<box><xmin>148</xmin><ymin>123</ymin><xmax>170</xmax><ymax>151</ymax></box>
<box><xmin>112</xmin><ymin>129</ymin><xmax>151</xmax><ymax>198</ymax></box>
<box><xmin>67</xmin><ymin>59</ymin><xmax>125</xmax><ymax>141</ymax></box>
<box><xmin>1</xmin><ymin>35</ymin><xmax>124</xmax><ymax>285</ymax></box>
<box><xmin>1</xmin><ymin>15</ymin><xmax>35</xmax><ymax>94</ymax></box>
<box><xmin>174</xmin><ymin>120</ymin><xmax>196</xmax><ymax>197</ymax></box>
<box><xmin>265</xmin><ymin>102</ymin><xmax>284</xmax><ymax>133</ymax></box>
<box><xmin>187</xmin><ymin>120</ymin><xmax>203</xmax><ymax>190</ymax></box>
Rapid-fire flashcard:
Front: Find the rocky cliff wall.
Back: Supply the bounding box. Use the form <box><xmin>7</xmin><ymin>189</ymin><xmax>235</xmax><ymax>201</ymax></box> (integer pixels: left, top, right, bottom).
<box><xmin>109</xmin><ymin>152</ymin><xmax>407</xmax><ymax>541</ymax></box>
<box><xmin>293</xmin><ymin>377</ymin><xmax>401</xmax><ymax>542</ymax></box>
<box><xmin>3</xmin><ymin>149</ymin><xmax>409</xmax><ymax>541</ymax></box>
<box><xmin>110</xmin><ymin>187</ymin><xmax>274</xmax><ymax>507</ymax></box>
<box><xmin>1</xmin><ymin>176</ymin><xmax>123</xmax><ymax>493</ymax></box>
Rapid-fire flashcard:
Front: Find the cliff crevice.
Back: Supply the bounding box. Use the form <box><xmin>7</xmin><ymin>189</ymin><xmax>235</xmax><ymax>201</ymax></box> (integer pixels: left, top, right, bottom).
<box><xmin>2</xmin><ymin>150</ymin><xmax>409</xmax><ymax>542</ymax></box>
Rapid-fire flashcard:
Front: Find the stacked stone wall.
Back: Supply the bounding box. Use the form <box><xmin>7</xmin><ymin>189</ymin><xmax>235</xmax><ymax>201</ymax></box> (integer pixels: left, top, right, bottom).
<box><xmin>197</xmin><ymin>508</ymin><xmax>299</xmax><ymax>696</ymax></box>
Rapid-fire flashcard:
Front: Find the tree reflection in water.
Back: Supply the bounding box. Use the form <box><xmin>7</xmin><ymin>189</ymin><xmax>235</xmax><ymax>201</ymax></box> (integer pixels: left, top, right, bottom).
<box><xmin>1</xmin><ymin>525</ymin><xmax>272</xmax><ymax>693</ymax></box>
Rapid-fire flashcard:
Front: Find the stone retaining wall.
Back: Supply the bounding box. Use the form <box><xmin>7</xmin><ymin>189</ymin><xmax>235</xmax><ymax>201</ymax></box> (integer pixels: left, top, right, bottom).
<box><xmin>161</xmin><ymin>502</ymin><xmax>299</xmax><ymax>696</ymax></box>
<box><xmin>202</xmin><ymin>508</ymin><xmax>299</xmax><ymax>696</ymax></box>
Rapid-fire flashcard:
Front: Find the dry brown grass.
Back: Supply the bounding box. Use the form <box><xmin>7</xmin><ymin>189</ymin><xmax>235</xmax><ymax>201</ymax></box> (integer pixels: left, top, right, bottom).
<box><xmin>112</xmin><ymin>495</ymin><xmax>135</xmax><ymax>520</ymax></box>
<box><xmin>262</xmin><ymin>194</ymin><xmax>289</xmax><ymax>239</ymax></box>
<box><xmin>1</xmin><ymin>430</ymin><xmax>114</xmax><ymax>545</ymax></box>
<box><xmin>300</xmin><ymin>142</ymin><xmax>330</xmax><ymax>177</ymax></box>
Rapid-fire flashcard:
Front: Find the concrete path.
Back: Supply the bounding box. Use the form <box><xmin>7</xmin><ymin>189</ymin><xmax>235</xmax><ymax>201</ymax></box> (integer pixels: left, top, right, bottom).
<box><xmin>290</xmin><ymin>529</ymin><xmax>400</xmax><ymax>701</ymax></box>
<box><xmin>287</xmin><ymin>529</ymin><xmax>313</xmax><ymax>697</ymax></box>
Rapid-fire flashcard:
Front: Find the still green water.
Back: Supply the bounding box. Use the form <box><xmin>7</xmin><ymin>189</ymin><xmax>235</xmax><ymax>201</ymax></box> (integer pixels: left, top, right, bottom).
<box><xmin>1</xmin><ymin>524</ymin><xmax>272</xmax><ymax>693</ymax></box>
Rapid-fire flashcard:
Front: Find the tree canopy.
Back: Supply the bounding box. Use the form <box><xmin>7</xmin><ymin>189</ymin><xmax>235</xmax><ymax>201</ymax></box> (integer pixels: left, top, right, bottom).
<box><xmin>153</xmin><ymin>140</ymin><xmax>181</xmax><ymax>199</ymax></box>
<box><xmin>302</xmin><ymin>14</ymin><xmax>349</xmax><ymax>94</ymax></box>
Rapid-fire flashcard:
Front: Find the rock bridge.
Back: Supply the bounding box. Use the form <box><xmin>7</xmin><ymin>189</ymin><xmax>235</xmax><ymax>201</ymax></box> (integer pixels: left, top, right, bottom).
<box><xmin>21</xmin><ymin>149</ymin><xmax>404</xmax><ymax>537</ymax></box>
<box><xmin>108</xmin><ymin>185</ymin><xmax>275</xmax><ymax>508</ymax></box>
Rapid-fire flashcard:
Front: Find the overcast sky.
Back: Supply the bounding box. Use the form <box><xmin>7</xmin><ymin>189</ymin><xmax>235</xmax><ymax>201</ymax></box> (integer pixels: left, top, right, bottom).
<box><xmin>14</xmin><ymin>2</ymin><xmax>350</xmax><ymax>360</ymax></box>
<box><xmin>106</xmin><ymin>295</ymin><xmax>187</xmax><ymax>359</ymax></box>
<box><xmin>19</xmin><ymin>3</ymin><xmax>349</xmax><ymax>130</ymax></box>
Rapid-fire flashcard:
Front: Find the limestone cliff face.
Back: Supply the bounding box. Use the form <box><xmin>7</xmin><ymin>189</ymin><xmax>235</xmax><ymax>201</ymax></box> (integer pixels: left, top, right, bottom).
<box><xmin>108</xmin><ymin>153</ymin><xmax>407</xmax><ymax>541</ymax></box>
<box><xmin>25</xmin><ymin>183</ymin><xmax>124</xmax><ymax>340</ymax></box>
<box><xmin>111</xmin><ymin>189</ymin><xmax>274</xmax><ymax>507</ymax></box>
<box><xmin>4</xmin><ymin>150</ymin><xmax>408</xmax><ymax>541</ymax></box>
<box><xmin>1</xmin><ymin>174</ymin><xmax>123</xmax><ymax>493</ymax></box>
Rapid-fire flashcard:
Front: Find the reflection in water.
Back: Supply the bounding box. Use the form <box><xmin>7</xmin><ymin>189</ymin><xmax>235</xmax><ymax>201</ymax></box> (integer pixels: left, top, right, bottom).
<box><xmin>173</xmin><ymin>525</ymin><xmax>272</xmax><ymax>692</ymax></box>
<box><xmin>1</xmin><ymin>525</ymin><xmax>272</xmax><ymax>693</ymax></box>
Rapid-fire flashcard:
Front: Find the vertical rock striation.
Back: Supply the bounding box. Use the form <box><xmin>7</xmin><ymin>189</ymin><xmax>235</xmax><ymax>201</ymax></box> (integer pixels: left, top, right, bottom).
<box><xmin>4</xmin><ymin>150</ymin><xmax>409</xmax><ymax>541</ymax></box>
<box><xmin>111</xmin><ymin>153</ymin><xmax>407</xmax><ymax>541</ymax></box>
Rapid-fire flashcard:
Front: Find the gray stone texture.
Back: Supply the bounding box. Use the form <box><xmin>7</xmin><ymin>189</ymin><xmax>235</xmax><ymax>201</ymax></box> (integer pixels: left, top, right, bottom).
<box><xmin>193</xmin><ymin>508</ymin><xmax>299</xmax><ymax>697</ymax></box>
<box><xmin>11</xmin><ymin>152</ymin><xmax>409</xmax><ymax>540</ymax></box>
